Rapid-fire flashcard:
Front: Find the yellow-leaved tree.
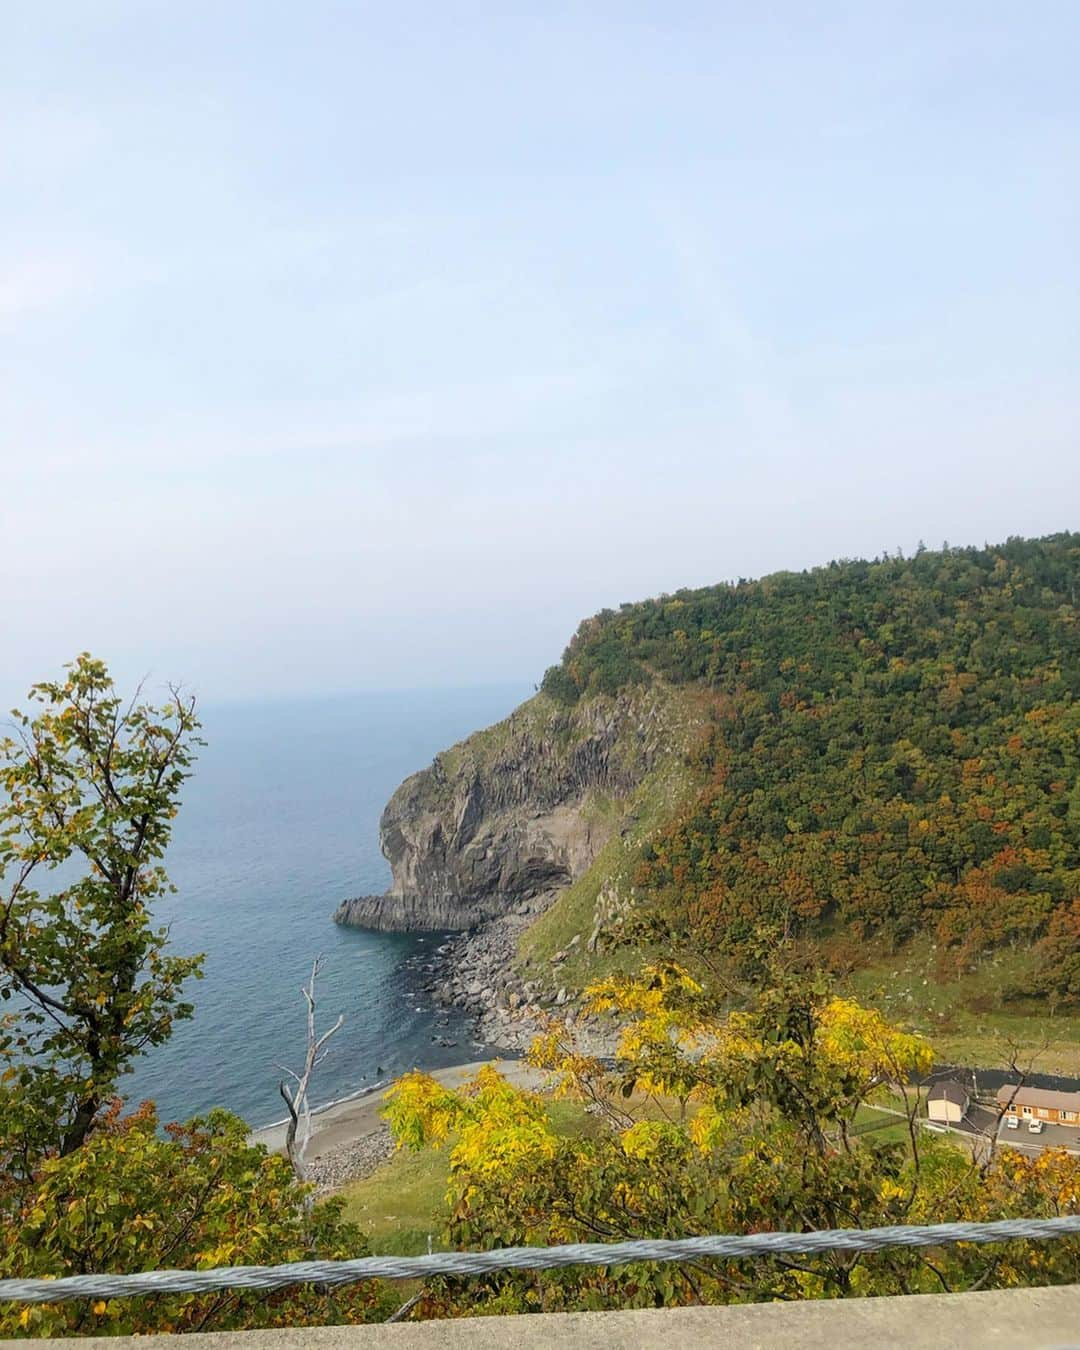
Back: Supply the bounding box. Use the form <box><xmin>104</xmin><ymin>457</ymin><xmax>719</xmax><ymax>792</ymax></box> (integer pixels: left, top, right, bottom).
<box><xmin>384</xmin><ymin>953</ymin><xmax>1080</xmax><ymax>1317</ymax></box>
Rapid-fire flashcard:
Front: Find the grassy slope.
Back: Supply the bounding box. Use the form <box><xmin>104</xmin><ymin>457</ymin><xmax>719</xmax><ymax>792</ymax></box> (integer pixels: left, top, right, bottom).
<box><xmin>433</xmin><ymin>691</ymin><xmax>569</xmax><ymax>780</ymax></box>
<box><xmin>517</xmin><ymin>841</ymin><xmax>1080</xmax><ymax>1077</ymax></box>
<box><xmin>338</xmin><ymin>1143</ymin><xmax>451</xmax><ymax>1256</ymax></box>
<box><xmin>512</xmin><ymin>762</ymin><xmax>1080</xmax><ymax>1074</ymax></box>
<box><xmin>516</xmin><ymin>749</ymin><xmax>702</xmax><ymax>988</ymax></box>
<box><xmin>845</xmin><ymin>939</ymin><xmax>1080</xmax><ymax>1077</ymax></box>
<box><xmin>516</xmin><ymin>536</ymin><xmax>1079</xmax><ymax>1074</ymax></box>
<box><xmin>434</xmin><ymin>680</ymin><xmax>696</xmax><ymax>788</ymax></box>
<box><xmin>506</xmin><ymin>691</ymin><xmax>1079</xmax><ymax>1075</ymax></box>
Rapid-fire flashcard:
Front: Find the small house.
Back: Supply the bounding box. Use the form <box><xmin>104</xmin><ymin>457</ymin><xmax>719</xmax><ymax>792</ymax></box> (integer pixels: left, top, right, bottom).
<box><xmin>996</xmin><ymin>1084</ymin><xmax>1080</xmax><ymax>1128</ymax></box>
<box><xmin>927</xmin><ymin>1080</ymin><xmax>969</xmax><ymax>1124</ymax></box>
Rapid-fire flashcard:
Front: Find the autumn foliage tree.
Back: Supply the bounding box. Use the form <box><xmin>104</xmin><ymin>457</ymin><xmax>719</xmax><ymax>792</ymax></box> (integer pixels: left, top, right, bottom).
<box><xmin>384</xmin><ymin>955</ymin><xmax>1080</xmax><ymax>1316</ymax></box>
<box><xmin>542</xmin><ymin>536</ymin><xmax>1080</xmax><ymax>993</ymax></box>
<box><xmin>0</xmin><ymin>1105</ymin><xmax>390</xmax><ymax>1338</ymax></box>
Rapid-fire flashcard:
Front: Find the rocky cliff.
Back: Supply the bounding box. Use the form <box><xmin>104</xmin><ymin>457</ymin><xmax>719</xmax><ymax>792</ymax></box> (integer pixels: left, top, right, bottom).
<box><xmin>334</xmin><ymin>685</ymin><xmax>695</xmax><ymax>932</ymax></box>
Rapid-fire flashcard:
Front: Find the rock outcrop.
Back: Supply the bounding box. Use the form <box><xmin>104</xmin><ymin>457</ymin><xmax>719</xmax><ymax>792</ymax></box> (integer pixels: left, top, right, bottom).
<box><xmin>334</xmin><ymin>685</ymin><xmax>690</xmax><ymax>932</ymax></box>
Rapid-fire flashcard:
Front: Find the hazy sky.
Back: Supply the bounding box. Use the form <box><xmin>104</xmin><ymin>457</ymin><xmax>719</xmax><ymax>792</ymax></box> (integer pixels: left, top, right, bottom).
<box><xmin>3</xmin><ymin>3</ymin><xmax>1077</xmax><ymax>706</ymax></box>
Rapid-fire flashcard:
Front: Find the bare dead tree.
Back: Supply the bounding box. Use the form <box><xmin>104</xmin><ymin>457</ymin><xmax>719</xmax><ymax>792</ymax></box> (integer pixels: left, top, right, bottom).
<box><xmin>276</xmin><ymin>956</ymin><xmax>344</xmax><ymax>1181</ymax></box>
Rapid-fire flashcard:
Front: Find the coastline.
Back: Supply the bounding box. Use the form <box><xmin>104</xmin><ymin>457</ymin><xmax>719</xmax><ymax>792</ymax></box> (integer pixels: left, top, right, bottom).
<box><xmin>251</xmin><ymin>1058</ymin><xmax>543</xmax><ymax>1156</ymax></box>
<box><xmin>250</xmin><ymin>1058</ymin><xmax>546</xmax><ymax>1192</ymax></box>
<box><xmin>398</xmin><ymin>888</ymin><xmax>622</xmax><ymax>1058</ymax></box>
<box><xmin>250</xmin><ymin>890</ymin><xmax>620</xmax><ymax>1192</ymax></box>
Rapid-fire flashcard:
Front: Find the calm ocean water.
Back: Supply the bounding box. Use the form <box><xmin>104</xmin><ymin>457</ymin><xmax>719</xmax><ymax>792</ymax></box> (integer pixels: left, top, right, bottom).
<box><xmin>122</xmin><ymin>685</ymin><xmax>530</xmax><ymax>1128</ymax></box>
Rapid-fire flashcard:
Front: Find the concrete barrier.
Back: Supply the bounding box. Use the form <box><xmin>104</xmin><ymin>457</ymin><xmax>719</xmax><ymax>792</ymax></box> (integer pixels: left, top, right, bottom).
<box><xmin>8</xmin><ymin>1283</ymin><xmax>1079</xmax><ymax>1349</ymax></box>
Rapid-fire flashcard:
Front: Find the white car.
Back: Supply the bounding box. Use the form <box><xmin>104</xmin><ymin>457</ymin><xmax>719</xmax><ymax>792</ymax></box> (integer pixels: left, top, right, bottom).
<box><xmin>1005</xmin><ymin>1114</ymin><xmax>1019</xmax><ymax>1129</ymax></box>
<box><xmin>1027</xmin><ymin>1118</ymin><xmax>1045</xmax><ymax>1134</ymax></box>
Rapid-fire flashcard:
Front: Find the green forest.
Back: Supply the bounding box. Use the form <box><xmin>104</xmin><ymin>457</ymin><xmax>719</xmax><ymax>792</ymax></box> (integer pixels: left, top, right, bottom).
<box><xmin>542</xmin><ymin>534</ymin><xmax>1080</xmax><ymax>1002</ymax></box>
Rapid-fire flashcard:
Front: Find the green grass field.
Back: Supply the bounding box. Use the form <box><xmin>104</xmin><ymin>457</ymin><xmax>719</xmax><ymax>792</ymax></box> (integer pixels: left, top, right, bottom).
<box><xmin>845</xmin><ymin>939</ymin><xmax>1080</xmax><ymax>1077</ymax></box>
<box><xmin>338</xmin><ymin>1142</ymin><xmax>451</xmax><ymax>1256</ymax></box>
<box><xmin>849</xmin><ymin>1103</ymin><xmax>921</xmax><ymax>1148</ymax></box>
<box><xmin>523</xmin><ymin>881</ymin><xmax>1080</xmax><ymax>1079</ymax></box>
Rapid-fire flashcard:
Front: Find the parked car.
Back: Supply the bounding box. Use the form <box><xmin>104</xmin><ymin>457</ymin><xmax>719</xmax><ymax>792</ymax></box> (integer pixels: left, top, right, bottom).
<box><xmin>1006</xmin><ymin>1114</ymin><xmax>1019</xmax><ymax>1129</ymax></box>
<box><xmin>1027</xmin><ymin>1118</ymin><xmax>1045</xmax><ymax>1134</ymax></box>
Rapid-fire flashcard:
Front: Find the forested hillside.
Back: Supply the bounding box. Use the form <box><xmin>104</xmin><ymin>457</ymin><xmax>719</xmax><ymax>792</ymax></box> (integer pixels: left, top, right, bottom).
<box><xmin>541</xmin><ymin>534</ymin><xmax>1080</xmax><ymax>1001</ymax></box>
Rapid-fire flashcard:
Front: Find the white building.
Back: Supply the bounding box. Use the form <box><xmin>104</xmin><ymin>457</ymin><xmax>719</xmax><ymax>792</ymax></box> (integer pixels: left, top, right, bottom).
<box><xmin>927</xmin><ymin>1080</ymin><xmax>969</xmax><ymax>1124</ymax></box>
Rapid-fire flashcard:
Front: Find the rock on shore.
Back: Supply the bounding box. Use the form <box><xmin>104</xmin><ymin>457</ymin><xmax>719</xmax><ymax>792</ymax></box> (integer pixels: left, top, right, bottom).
<box><xmin>306</xmin><ymin>1127</ymin><xmax>394</xmax><ymax>1195</ymax></box>
<box><xmin>399</xmin><ymin>889</ymin><xmax>622</xmax><ymax>1058</ymax></box>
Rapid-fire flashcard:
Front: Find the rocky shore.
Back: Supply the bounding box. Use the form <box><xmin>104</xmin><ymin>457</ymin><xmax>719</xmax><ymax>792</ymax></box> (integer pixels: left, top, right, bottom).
<box><xmin>332</xmin><ymin>686</ymin><xmax>700</xmax><ymax>1072</ymax></box>
<box><xmin>400</xmin><ymin>888</ymin><xmax>621</xmax><ymax>1058</ymax></box>
<box><xmin>307</xmin><ymin>1127</ymin><xmax>394</xmax><ymax>1196</ymax></box>
<box><xmin>251</xmin><ymin>901</ymin><xmax>623</xmax><ymax>1194</ymax></box>
<box><xmin>252</xmin><ymin>1061</ymin><xmax>550</xmax><ymax>1194</ymax></box>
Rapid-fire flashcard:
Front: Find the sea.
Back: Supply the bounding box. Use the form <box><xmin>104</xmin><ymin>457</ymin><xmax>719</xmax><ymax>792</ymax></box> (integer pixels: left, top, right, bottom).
<box><xmin>121</xmin><ymin>685</ymin><xmax>531</xmax><ymax>1129</ymax></box>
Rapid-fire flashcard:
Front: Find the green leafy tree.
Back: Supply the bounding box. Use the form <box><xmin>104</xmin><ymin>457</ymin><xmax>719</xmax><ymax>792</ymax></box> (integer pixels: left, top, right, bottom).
<box><xmin>0</xmin><ymin>655</ymin><xmax>204</xmax><ymax>1171</ymax></box>
<box><xmin>0</xmin><ymin>658</ymin><xmax>399</xmax><ymax>1338</ymax></box>
<box><xmin>0</xmin><ymin>1104</ymin><xmax>390</xmax><ymax>1337</ymax></box>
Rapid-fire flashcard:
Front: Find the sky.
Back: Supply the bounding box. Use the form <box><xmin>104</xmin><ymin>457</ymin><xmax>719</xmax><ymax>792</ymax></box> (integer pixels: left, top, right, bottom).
<box><xmin>2</xmin><ymin>2</ymin><xmax>1078</xmax><ymax>707</ymax></box>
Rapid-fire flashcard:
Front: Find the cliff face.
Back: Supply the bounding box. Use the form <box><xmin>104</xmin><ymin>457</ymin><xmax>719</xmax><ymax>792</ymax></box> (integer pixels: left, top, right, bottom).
<box><xmin>334</xmin><ymin>685</ymin><xmax>692</xmax><ymax>932</ymax></box>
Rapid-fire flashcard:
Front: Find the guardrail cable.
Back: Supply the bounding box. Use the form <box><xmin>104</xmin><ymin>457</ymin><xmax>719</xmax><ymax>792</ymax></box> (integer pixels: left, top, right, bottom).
<box><xmin>2</xmin><ymin>1216</ymin><xmax>1079</xmax><ymax>1304</ymax></box>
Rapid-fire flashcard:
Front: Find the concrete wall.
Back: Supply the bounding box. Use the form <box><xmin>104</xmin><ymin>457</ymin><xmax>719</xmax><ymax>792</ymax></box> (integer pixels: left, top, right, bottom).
<box><xmin>9</xmin><ymin>1284</ymin><xmax>1079</xmax><ymax>1350</ymax></box>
